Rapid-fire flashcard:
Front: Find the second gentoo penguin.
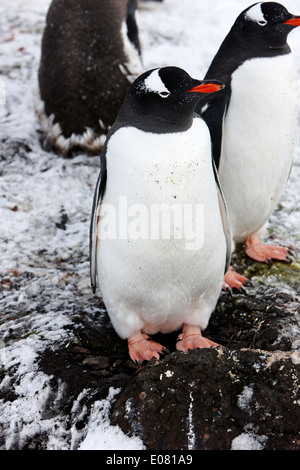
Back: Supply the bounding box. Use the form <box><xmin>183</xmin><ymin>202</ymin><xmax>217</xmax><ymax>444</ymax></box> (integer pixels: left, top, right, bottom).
<box><xmin>196</xmin><ymin>2</ymin><xmax>300</xmax><ymax>289</ymax></box>
<box><xmin>37</xmin><ymin>0</ymin><xmax>142</xmax><ymax>157</ymax></box>
<box><xmin>90</xmin><ymin>66</ymin><xmax>230</xmax><ymax>363</ymax></box>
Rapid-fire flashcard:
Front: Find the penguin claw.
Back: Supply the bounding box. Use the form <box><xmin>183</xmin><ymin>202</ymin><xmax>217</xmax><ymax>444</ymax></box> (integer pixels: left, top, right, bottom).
<box><xmin>128</xmin><ymin>331</ymin><xmax>166</xmax><ymax>364</ymax></box>
<box><xmin>287</xmin><ymin>250</ymin><xmax>295</xmax><ymax>262</ymax></box>
<box><xmin>222</xmin><ymin>266</ymin><xmax>249</xmax><ymax>292</ymax></box>
<box><xmin>245</xmin><ymin>244</ymin><xmax>291</xmax><ymax>263</ymax></box>
<box><xmin>176</xmin><ymin>324</ymin><xmax>219</xmax><ymax>352</ymax></box>
<box><xmin>245</xmin><ymin>235</ymin><xmax>292</xmax><ymax>263</ymax></box>
<box><xmin>233</xmin><ymin>285</ymin><xmax>247</xmax><ymax>295</ymax></box>
<box><xmin>176</xmin><ymin>334</ymin><xmax>218</xmax><ymax>351</ymax></box>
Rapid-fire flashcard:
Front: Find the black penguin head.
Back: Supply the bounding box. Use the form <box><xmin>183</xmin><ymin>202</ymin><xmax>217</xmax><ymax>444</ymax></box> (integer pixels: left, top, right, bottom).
<box><xmin>232</xmin><ymin>2</ymin><xmax>300</xmax><ymax>49</ymax></box>
<box><xmin>118</xmin><ymin>66</ymin><xmax>224</xmax><ymax>133</ymax></box>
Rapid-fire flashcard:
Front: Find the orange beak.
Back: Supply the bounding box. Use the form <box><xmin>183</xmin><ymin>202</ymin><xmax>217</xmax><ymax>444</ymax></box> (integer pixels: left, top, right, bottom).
<box><xmin>283</xmin><ymin>16</ymin><xmax>300</xmax><ymax>27</ymax></box>
<box><xmin>188</xmin><ymin>82</ymin><xmax>225</xmax><ymax>94</ymax></box>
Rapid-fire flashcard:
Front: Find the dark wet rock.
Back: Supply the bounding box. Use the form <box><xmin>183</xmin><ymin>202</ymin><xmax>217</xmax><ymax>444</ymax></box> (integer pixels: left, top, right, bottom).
<box><xmin>37</xmin><ymin>313</ymin><xmax>140</xmax><ymax>410</ymax></box>
<box><xmin>0</xmin><ymin>137</ymin><xmax>32</xmax><ymax>162</ymax></box>
<box><xmin>55</xmin><ymin>209</ymin><xmax>69</xmax><ymax>231</ymax></box>
<box><xmin>110</xmin><ymin>347</ymin><xmax>300</xmax><ymax>450</ymax></box>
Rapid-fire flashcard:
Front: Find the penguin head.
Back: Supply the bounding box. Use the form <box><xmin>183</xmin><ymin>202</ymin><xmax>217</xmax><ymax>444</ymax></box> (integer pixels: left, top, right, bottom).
<box><xmin>233</xmin><ymin>2</ymin><xmax>300</xmax><ymax>49</ymax></box>
<box><xmin>118</xmin><ymin>66</ymin><xmax>224</xmax><ymax>132</ymax></box>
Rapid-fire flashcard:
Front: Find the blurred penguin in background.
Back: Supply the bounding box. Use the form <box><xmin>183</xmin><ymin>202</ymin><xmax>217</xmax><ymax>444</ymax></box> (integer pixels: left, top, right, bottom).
<box><xmin>37</xmin><ymin>0</ymin><xmax>142</xmax><ymax>157</ymax></box>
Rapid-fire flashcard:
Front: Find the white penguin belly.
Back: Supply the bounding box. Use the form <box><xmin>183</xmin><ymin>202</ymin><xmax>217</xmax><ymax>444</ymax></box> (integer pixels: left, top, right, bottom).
<box><xmin>97</xmin><ymin>120</ymin><xmax>226</xmax><ymax>339</ymax></box>
<box><xmin>219</xmin><ymin>54</ymin><xmax>299</xmax><ymax>241</ymax></box>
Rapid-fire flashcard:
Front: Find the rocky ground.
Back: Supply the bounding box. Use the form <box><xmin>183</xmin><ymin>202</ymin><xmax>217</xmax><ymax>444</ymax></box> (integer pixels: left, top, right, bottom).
<box><xmin>43</xmin><ymin>260</ymin><xmax>300</xmax><ymax>450</ymax></box>
<box><xmin>2</xmin><ymin>212</ymin><xmax>299</xmax><ymax>449</ymax></box>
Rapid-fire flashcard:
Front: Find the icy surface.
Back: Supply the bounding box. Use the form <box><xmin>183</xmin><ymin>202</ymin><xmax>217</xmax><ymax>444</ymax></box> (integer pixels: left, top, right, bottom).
<box><xmin>0</xmin><ymin>0</ymin><xmax>300</xmax><ymax>450</ymax></box>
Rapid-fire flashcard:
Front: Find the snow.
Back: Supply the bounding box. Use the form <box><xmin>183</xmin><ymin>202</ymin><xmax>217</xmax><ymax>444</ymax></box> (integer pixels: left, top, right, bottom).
<box><xmin>0</xmin><ymin>0</ymin><xmax>300</xmax><ymax>450</ymax></box>
<box><xmin>78</xmin><ymin>388</ymin><xmax>145</xmax><ymax>450</ymax></box>
<box><xmin>187</xmin><ymin>381</ymin><xmax>196</xmax><ymax>451</ymax></box>
<box><xmin>237</xmin><ymin>385</ymin><xmax>254</xmax><ymax>411</ymax></box>
<box><xmin>231</xmin><ymin>428</ymin><xmax>268</xmax><ymax>450</ymax></box>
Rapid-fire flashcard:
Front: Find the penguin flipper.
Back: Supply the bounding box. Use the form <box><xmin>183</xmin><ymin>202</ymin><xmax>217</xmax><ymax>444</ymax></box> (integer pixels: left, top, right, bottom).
<box><xmin>197</xmin><ymin>93</ymin><xmax>228</xmax><ymax>170</ymax></box>
<box><xmin>89</xmin><ymin>152</ymin><xmax>107</xmax><ymax>294</ymax></box>
<box><xmin>212</xmin><ymin>160</ymin><xmax>232</xmax><ymax>273</ymax></box>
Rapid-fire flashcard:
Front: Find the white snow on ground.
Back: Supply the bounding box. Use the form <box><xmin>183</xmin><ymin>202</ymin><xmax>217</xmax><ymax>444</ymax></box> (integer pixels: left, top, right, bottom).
<box><xmin>77</xmin><ymin>388</ymin><xmax>145</xmax><ymax>450</ymax></box>
<box><xmin>0</xmin><ymin>0</ymin><xmax>300</xmax><ymax>450</ymax></box>
<box><xmin>231</xmin><ymin>427</ymin><xmax>268</xmax><ymax>450</ymax></box>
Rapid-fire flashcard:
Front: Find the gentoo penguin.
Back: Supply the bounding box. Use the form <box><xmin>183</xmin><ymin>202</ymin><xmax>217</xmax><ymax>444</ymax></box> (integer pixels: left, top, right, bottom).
<box><xmin>90</xmin><ymin>66</ymin><xmax>230</xmax><ymax>363</ymax></box>
<box><xmin>37</xmin><ymin>0</ymin><xmax>142</xmax><ymax>157</ymax></box>
<box><xmin>196</xmin><ymin>2</ymin><xmax>300</xmax><ymax>289</ymax></box>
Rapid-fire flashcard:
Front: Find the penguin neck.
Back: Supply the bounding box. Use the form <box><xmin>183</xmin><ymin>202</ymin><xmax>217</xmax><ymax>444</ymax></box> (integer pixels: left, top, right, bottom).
<box><xmin>116</xmin><ymin>104</ymin><xmax>195</xmax><ymax>134</ymax></box>
<box><xmin>205</xmin><ymin>32</ymin><xmax>291</xmax><ymax>85</ymax></box>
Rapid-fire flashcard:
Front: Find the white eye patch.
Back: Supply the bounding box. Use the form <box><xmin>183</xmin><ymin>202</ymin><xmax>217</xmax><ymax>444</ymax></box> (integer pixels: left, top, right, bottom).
<box><xmin>245</xmin><ymin>3</ymin><xmax>267</xmax><ymax>25</ymax></box>
<box><xmin>143</xmin><ymin>69</ymin><xmax>170</xmax><ymax>97</ymax></box>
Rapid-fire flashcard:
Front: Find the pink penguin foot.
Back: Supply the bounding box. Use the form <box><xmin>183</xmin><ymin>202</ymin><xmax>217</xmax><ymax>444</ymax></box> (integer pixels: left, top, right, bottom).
<box><xmin>128</xmin><ymin>331</ymin><xmax>166</xmax><ymax>365</ymax></box>
<box><xmin>245</xmin><ymin>234</ymin><xmax>292</xmax><ymax>264</ymax></box>
<box><xmin>176</xmin><ymin>324</ymin><xmax>218</xmax><ymax>352</ymax></box>
<box><xmin>223</xmin><ymin>266</ymin><xmax>249</xmax><ymax>291</ymax></box>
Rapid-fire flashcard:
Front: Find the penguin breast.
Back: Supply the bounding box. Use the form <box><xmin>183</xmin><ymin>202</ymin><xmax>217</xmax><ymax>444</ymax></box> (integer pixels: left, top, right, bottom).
<box><xmin>219</xmin><ymin>53</ymin><xmax>299</xmax><ymax>240</ymax></box>
<box><xmin>96</xmin><ymin>119</ymin><xmax>226</xmax><ymax>338</ymax></box>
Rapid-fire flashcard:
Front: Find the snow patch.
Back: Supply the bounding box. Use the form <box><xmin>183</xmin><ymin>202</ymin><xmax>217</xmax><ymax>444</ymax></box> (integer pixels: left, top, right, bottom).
<box><xmin>237</xmin><ymin>385</ymin><xmax>254</xmax><ymax>411</ymax></box>
<box><xmin>231</xmin><ymin>430</ymin><xmax>268</xmax><ymax>450</ymax></box>
<box><xmin>78</xmin><ymin>388</ymin><xmax>145</xmax><ymax>450</ymax></box>
<box><xmin>187</xmin><ymin>381</ymin><xmax>196</xmax><ymax>450</ymax></box>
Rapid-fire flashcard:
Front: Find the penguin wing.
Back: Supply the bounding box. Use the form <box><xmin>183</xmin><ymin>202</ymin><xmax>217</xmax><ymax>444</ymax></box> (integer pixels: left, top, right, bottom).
<box><xmin>90</xmin><ymin>151</ymin><xmax>107</xmax><ymax>294</ymax></box>
<box><xmin>212</xmin><ymin>159</ymin><xmax>232</xmax><ymax>273</ymax></box>
<box><xmin>198</xmin><ymin>92</ymin><xmax>229</xmax><ymax>170</ymax></box>
<box><xmin>119</xmin><ymin>0</ymin><xmax>143</xmax><ymax>84</ymax></box>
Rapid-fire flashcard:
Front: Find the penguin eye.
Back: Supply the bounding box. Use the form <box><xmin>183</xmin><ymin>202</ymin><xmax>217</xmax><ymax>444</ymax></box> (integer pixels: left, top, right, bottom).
<box><xmin>257</xmin><ymin>19</ymin><xmax>267</xmax><ymax>26</ymax></box>
<box><xmin>159</xmin><ymin>91</ymin><xmax>170</xmax><ymax>98</ymax></box>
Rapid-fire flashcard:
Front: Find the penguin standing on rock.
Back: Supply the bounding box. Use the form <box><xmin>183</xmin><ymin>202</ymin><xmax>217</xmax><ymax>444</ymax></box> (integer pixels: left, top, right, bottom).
<box><xmin>90</xmin><ymin>66</ymin><xmax>230</xmax><ymax>363</ymax></box>
<box><xmin>37</xmin><ymin>0</ymin><xmax>142</xmax><ymax>157</ymax></box>
<box><xmin>196</xmin><ymin>2</ymin><xmax>300</xmax><ymax>290</ymax></box>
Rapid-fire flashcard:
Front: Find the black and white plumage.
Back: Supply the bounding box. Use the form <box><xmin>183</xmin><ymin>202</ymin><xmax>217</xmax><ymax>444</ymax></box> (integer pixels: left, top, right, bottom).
<box><xmin>37</xmin><ymin>0</ymin><xmax>142</xmax><ymax>156</ymax></box>
<box><xmin>196</xmin><ymin>2</ymin><xmax>300</xmax><ymax>271</ymax></box>
<box><xmin>90</xmin><ymin>66</ymin><xmax>230</xmax><ymax>363</ymax></box>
